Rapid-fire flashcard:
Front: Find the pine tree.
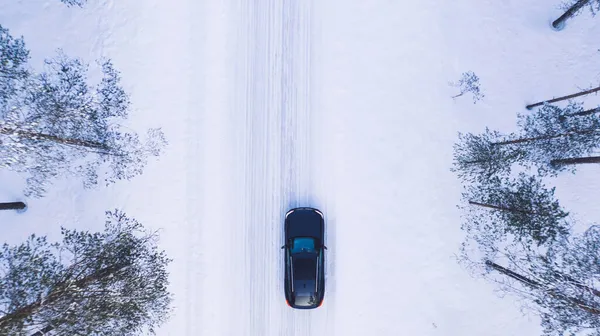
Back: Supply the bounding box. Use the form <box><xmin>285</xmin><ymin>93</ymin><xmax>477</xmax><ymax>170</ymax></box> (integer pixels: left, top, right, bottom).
<box><xmin>0</xmin><ymin>210</ymin><xmax>172</xmax><ymax>335</ymax></box>
<box><xmin>0</xmin><ymin>26</ymin><xmax>167</xmax><ymax>197</ymax></box>
<box><xmin>516</xmin><ymin>102</ymin><xmax>600</xmax><ymax>174</ymax></box>
<box><xmin>452</xmin><ymin>103</ymin><xmax>600</xmax><ymax>181</ymax></box>
<box><xmin>460</xmin><ymin>173</ymin><xmax>570</xmax><ymax>253</ymax></box>
<box><xmin>477</xmin><ymin>226</ymin><xmax>600</xmax><ymax>336</ymax></box>
<box><xmin>0</xmin><ymin>25</ymin><xmax>29</xmax><ymax>109</ymax></box>
<box><xmin>452</xmin><ymin>128</ymin><xmax>527</xmax><ymax>183</ymax></box>
<box><xmin>60</xmin><ymin>0</ymin><xmax>88</xmax><ymax>7</ymax></box>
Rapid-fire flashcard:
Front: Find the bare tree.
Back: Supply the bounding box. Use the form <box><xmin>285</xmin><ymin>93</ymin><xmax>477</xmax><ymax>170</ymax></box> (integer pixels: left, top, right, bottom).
<box><xmin>450</xmin><ymin>71</ymin><xmax>485</xmax><ymax>104</ymax></box>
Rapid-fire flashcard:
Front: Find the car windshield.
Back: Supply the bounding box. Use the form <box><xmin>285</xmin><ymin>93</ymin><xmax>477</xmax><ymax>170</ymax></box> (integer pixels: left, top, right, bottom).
<box><xmin>290</xmin><ymin>237</ymin><xmax>316</xmax><ymax>254</ymax></box>
<box><xmin>293</xmin><ymin>291</ymin><xmax>318</xmax><ymax>307</ymax></box>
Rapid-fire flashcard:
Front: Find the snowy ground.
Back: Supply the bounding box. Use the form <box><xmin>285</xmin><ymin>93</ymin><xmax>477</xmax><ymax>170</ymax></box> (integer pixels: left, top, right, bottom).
<box><xmin>1</xmin><ymin>0</ymin><xmax>600</xmax><ymax>335</ymax></box>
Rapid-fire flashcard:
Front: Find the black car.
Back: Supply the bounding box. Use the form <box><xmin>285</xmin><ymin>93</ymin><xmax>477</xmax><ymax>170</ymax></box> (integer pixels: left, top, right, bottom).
<box><xmin>282</xmin><ymin>207</ymin><xmax>326</xmax><ymax>309</ymax></box>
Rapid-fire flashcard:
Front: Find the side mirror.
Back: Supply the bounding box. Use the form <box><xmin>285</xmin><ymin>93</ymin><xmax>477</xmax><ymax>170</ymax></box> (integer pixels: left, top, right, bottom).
<box><xmin>281</xmin><ymin>245</ymin><xmax>286</xmax><ymax>249</ymax></box>
<box><xmin>322</xmin><ymin>245</ymin><xmax>328</xmax><ymax>250</ymax></box>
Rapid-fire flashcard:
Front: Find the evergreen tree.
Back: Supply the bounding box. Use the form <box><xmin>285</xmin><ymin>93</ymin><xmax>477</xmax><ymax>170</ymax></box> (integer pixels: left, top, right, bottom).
<box><xmin>460</xmin><ymin>173</ymin><xmax>570</xmax><ymax>254</ymax></box>
<box><xmin>478</xmin><ymin>226</ymin><xmax>600</xmax><ymax>336</ymax></box>
<box><xmin>516</xmin><ymin>102</ymin><xmax>600</xmax><ymax>174</ymax></box>
<box><xmin>60</xmin><ymin>0</ymin><xmax>88</xmax><ymax>7</ymax></box>
<box><xmin>0</xmin><ymin>25</ymin><xmax>29</xmax><ymax>108</ymax></box>
<box><xmin>0</xmin><ymin>210</ymin><xmax>172</xmax><ymax>335</ymax></box>
<box><xmin>0</xmin><ymin>26</ymin><xmax>167</xmax><ymax>197</ymax></box>
<box><xmin>452</xmin><ymin>128</ymin><xmax>526</xmax><ymax>183</ymax></box>
<box><xmin>452</xmin><ymin>103</ymin><xmax>600</xmax><ymax>181</ymax></box>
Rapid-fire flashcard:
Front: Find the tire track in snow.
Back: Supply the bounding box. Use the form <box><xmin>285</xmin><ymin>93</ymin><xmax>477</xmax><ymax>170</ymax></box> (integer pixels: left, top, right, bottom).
<box><xmin>279</xmin><ymin>1</ymin><xmax>328</xmax><ymax>336</ymax></box>
<box><xmin>233</xmin><ymin>1</ymin><xmax>285</xmax><ymax>335</ymax></box>
<box><xmin>305</xmin><ymin>1</ymin><xmax>337</xmax><ymax>334</ymax></box>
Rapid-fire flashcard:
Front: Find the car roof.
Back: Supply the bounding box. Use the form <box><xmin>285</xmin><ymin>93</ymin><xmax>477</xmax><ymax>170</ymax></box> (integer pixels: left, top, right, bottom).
<box><xmin>292</xmin><ymin>255</ymin><xmax>317</xmax><ymax>280</ymax></box>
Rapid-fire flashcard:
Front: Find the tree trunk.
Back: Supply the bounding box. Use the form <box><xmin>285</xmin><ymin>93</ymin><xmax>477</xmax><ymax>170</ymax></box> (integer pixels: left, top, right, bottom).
<box><xmin>560</xmin><ymin>274</ymin><xmax>600</xmax><ymax>298</ymax></box>
<box><xmin>0</xmin><ymin>263</ymin><xmax>128</xmax><ymax>329</ymax></box>
<box><xmin>485</xmin><ymin>261</ymin><xmax>541</xmax><ymax>287</ymax></box>
<box><xmin>552</xmin><ymin>0</ymin><xmax>591</xmax><ymax>30</ymax></box>
<box><xmin>486</xmin><ymin>260</ymin><xmax>600</xmax><ymax>315</ymax></box>
<box><xmin>567</xmin><ymin>107</ymin><xmax>600</xmax><ymax>117</ymax></box>
<box><xmin>492</xmin><ymin>129</ymin><xmax>599</xmax><ymax>146</ymax></box>
<box><xmin>526</xmin><ymin>84</ymin><xmax>600</xmax><ymax>109</ymax></box>
<box><xmin>469</xmin><ymin>200</ymin><xmax>534</xmax><ymax>215</ymax></box>
<box><xmin>0</xmin><ymin>126</ymin><xmax>110</xmax><ymax>151</ymax></box>
<box><xmin>551</xmin><ymin>156</ymin><xmax>600</xmax><ymax>166</ymax></box>
<box><xmin>0</xmin><ymin>201</ymin><xmax>26</xmax><ymax>211</ymax></box>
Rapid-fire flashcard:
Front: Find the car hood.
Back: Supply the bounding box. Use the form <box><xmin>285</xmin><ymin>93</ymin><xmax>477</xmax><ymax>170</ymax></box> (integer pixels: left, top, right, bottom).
<box><xmin>286</xmin><ymin>210</ymin><xmax>323</xmax><ymax>240</ymax></box>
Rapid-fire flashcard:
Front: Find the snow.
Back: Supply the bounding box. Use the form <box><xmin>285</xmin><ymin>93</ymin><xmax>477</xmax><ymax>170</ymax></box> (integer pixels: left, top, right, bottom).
<box><xmin>1</xmin><ymin>0</ymin><xmax>600</xmax><ymax>335</ymax></box>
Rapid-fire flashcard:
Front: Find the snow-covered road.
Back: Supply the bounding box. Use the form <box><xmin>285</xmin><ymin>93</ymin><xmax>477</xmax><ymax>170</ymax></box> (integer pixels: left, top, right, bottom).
<box><xmin>190</xmin><ymin>1</ymin><xmax>334</xmax><ymax>335</ymax></box>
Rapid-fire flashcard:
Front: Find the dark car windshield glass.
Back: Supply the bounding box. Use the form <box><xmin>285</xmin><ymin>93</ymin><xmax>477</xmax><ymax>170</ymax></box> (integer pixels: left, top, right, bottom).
<box><xmin>290</xmin><ymin>237</ymin><xmax>316</xmax><ymax>254</ymax></box>
<box><xmin>293</xmin><ymin>291</ymin><xmax>318</xmax><ymax>307</ymax></box>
